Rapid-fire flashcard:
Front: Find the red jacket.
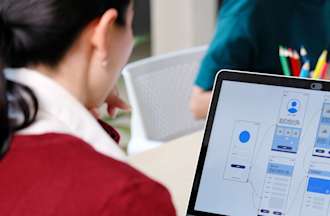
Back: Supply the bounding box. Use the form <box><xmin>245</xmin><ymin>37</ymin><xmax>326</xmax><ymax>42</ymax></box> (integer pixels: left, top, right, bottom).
<box><xmin>0</xmin><ymin>133</ymin><xmax>176</xmax><ymax>216</ymax></box>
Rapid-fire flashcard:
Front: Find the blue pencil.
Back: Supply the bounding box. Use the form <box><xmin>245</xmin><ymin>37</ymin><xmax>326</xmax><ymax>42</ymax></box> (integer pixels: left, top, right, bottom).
<box><xmin>300</xmin><ymin>62</ymin><xmax>310</xmax><ymax>78</ymax></box>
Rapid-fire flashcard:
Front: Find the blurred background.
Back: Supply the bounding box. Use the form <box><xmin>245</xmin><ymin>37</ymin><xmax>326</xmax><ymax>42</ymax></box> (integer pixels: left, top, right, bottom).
<box><xmin>106</xmin><ymin>0</ymin><xmax>222</xmax><ymax>149</ymax></box>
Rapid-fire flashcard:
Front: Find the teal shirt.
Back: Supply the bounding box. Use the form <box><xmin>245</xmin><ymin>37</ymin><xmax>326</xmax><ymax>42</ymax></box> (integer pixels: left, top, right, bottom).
<box><xmin>196</xmin><ymin>0</ymin><xmax>330</xmax><ymax>90</ymax></box>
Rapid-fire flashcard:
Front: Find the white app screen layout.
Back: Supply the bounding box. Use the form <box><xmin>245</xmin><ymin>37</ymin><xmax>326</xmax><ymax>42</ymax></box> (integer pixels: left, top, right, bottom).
<box><xmin>194</xmin><ymin>81</ymin><xmax>330</xmax><ymax>216</ymax></box>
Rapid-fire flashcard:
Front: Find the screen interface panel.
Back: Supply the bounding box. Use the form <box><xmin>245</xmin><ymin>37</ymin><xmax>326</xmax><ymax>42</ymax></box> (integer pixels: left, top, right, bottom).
<box><xmin>194</xmin><ymin>80</ymin><xmax>330</xmax><ymax>216</ymax></box>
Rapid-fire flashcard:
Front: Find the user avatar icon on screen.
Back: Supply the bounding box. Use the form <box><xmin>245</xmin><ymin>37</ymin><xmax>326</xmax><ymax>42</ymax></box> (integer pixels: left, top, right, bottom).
<box><xmin>287</xmin><ymin>99</ymin><xmax>300</xmax><ymax>114</ymax></box>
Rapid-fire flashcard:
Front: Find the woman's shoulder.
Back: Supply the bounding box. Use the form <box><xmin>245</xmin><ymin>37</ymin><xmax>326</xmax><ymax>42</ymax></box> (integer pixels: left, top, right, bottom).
<box><xmin>10</xmin><ymin>133</ymin><xmax>146</xmax><ymax>181</ymax></box>
<box><xmin>5</xmin><ymin>133</ymin><xmax>176</xmax><ymax>215</ymax></box>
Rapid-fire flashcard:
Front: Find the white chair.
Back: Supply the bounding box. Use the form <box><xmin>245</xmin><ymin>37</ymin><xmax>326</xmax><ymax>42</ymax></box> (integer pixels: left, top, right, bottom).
<box><xmin>123</xmin><ymin>46</ymin><xmax>207</xmax><ymax>155</ymax></box>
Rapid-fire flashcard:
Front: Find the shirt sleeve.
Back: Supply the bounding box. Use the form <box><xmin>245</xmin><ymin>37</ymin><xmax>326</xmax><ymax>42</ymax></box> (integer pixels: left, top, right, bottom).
<box><xmin>101</xmin><ymin>180</ymin><xmax>177</xmax><ymax>216</ymax></box>
<box><xmin>195</xmin><ymin>10</ymin><xmax>256</xmax><ymax>90</ymax></box>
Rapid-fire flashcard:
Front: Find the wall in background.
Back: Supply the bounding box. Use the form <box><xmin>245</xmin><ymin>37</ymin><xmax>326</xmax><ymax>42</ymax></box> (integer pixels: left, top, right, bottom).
<box><xmin>151</xmin><ymin>0</ymin><xmax>218</xmax><ymax>55</ymax></box>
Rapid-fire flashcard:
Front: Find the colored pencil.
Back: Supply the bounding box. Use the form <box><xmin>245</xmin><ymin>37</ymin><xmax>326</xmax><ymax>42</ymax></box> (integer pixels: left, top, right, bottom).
<box><xmin>300</xmin><ymin>62</ymin><xmax>310</xmax><ymax>78</ymax></box>
<box><xmin>279</xmin><ymin>46</ymin><xmax>291</xmax><ymax>76</ymax></box>
<box><xmin>321</xmin><ymin>63</ymin><xmax>329</xmax><ymax>79</ymax></box>
<box><xmin>313</xmin><ymin>50</ymin><xmax>328</xmax><ymax>79</ymax></box>
<box><xmin>290</xmin><ymin>50</ymin><xmax>301</xmax><ymax>77</ymax></box>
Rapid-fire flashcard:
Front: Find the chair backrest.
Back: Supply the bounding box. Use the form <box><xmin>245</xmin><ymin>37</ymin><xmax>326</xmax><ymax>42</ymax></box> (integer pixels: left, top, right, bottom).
<box><xmin>123</xmin><ymin>46</ymin><xmax>207</xmax><ymax>144</ymax></box>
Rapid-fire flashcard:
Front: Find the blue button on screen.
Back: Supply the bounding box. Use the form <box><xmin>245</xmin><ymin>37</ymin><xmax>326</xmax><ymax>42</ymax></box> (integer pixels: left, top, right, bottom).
<box><xmin>307</xmin><ymin>177</ymin><xmax>330</xmax><ymax>194</ymax></box>
<box><xmin>239</xmin><ymin>131</ymin><xmax>250</xmax><ymax>143</ymax></box>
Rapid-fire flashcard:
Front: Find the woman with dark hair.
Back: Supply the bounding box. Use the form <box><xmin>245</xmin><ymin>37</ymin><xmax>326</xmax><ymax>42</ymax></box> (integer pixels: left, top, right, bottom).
<box><xmin>0</xmin><ymin>0</ymin><xmax>176</xmax><ymax>215</ymax></box>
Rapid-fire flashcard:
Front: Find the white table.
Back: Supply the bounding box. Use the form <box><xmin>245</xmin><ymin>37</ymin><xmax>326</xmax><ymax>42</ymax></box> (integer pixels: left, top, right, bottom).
<box><xmin>128</xmin><ymin>131</ymin><xmax>203</xmax><ymax>216</ymax></box>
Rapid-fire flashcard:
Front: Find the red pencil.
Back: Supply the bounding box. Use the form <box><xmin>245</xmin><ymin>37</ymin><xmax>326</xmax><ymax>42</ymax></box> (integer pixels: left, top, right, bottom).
<box><xmin>290</xmin><ymin>50</ymin><xmax>301</xmax><ymax>77</ymax></box>
<box><xmin>321</xmin><ymin>63</ymin><xmax>329</xmax><ymax>79</ymax></box>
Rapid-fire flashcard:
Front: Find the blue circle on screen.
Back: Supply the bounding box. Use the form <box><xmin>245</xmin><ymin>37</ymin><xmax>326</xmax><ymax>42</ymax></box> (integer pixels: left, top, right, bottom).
<box><xmin>239</xmin><ymin>131</ymin><xmax>250</xmax><ymax>143</ymax></box>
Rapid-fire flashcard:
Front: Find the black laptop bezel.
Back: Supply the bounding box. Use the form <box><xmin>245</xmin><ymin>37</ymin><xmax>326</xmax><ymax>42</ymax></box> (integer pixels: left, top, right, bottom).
<box><xmin>187</xmin><ymin>70</ymin><xmax>330</xmax><ymax>216</ymax></box>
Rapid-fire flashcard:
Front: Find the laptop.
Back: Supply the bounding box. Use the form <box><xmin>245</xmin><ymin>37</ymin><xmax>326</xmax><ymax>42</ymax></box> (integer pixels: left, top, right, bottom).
<box><xmin>187</xmin><ymin>70</ymin><xmax>330</xmax><ymax>216</ymax></box>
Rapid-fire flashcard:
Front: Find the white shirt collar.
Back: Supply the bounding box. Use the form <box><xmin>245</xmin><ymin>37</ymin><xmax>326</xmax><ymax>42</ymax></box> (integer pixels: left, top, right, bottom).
<box><xmin>5</xmin><ymin>68</ymin><xmax>126</xmax><ymax>161</ymax></box>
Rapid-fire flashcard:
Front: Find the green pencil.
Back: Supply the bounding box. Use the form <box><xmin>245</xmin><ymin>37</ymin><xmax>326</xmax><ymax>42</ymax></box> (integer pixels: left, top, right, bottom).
<box><xmin>279</xmin><ymin>46</ymin><xmax>291</xmax><ymax>76</ymax></box>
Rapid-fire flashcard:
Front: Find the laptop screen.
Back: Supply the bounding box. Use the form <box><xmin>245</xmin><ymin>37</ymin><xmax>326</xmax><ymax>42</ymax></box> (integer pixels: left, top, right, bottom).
<box><xmin>193</xmin><ymin>79</ymin><xmax>330</xmax><ymax>216</ymax></box>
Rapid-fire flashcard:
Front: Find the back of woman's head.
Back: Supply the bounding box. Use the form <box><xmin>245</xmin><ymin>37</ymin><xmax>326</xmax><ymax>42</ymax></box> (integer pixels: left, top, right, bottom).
<box><xmin>0</xmin><ymin>0</ymin><xmax>131</xmax><ymax>158</ymax></box>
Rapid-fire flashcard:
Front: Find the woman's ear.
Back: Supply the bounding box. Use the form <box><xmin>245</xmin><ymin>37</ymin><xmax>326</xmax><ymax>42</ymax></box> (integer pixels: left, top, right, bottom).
<box><xmin>91</xmin><ymin>9</ymin><xmax>118</xmax><ymax>60</ymax></box>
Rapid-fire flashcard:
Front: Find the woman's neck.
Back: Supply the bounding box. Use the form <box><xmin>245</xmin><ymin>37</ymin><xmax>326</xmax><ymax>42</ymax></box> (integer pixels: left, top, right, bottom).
<box><xmin>31</xmin><ymin>62</ymin><xmax>89</xmax><ymax>106</ymax></box>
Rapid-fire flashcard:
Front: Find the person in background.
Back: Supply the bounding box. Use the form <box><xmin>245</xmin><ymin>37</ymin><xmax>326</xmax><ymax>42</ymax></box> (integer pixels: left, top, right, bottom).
<box><xmin>190</xmin><ymin>0</ymin><xmax>330</xmax><ymax>119</ymax></box>
<box><xmin>0</xmin><ymin>0</ymin><xmax>176</xmax><ymax>215</ymax></box>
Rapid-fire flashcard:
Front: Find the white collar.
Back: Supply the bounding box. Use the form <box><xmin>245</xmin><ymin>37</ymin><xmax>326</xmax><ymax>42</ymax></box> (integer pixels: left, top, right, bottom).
<box><xmin>5</xmin><ymin>68</ymin><xmax>126</xmax><ymax>161</ymax></box>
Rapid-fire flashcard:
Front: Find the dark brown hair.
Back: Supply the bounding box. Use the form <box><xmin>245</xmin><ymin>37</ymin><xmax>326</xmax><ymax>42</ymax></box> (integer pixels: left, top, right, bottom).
<box><xmin>0</xmin><ymin>0</ymin><xmax>131</xmax><ymax>158</ymax></box>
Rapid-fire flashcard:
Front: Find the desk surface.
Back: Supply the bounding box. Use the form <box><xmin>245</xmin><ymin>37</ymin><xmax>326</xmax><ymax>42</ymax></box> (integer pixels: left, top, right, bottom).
<box><xmin>128</xmin><ymin>131</ymin><xmax>203</xmax><ymax>216</ymax></box>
